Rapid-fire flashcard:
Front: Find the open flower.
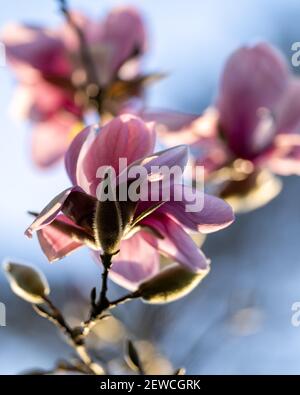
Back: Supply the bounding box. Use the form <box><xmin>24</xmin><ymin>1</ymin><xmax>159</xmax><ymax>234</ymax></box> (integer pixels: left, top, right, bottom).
<box><xmin>2</xmin><ymin>7</ymin><xmax>147</xmax><ymax>167</ymax></box>
<box><xmin>25</xmin><ymin>114</ymin><xmax>234</xmax><ymax>291</ymax></box>
<box><xmin>148</xmin><ymin>43</ymin><xmax>300</xmax><ymax>211</ymax></box>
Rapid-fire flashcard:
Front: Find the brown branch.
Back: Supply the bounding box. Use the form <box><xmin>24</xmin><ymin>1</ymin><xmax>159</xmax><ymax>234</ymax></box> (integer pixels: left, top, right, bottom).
<box><xmin>58</xmin><ymin>0</ymin><xmax>105</xmax><ymax>113</ymax></box>
<box><xmin>81</xmin><ymin>291</ymin><xmax>139</xmax><ymax>338</ymax></box>
<box><xmin>33</xmin><ymin>297</ymin><xmax>104</xmax><ymax>375</ymax></box>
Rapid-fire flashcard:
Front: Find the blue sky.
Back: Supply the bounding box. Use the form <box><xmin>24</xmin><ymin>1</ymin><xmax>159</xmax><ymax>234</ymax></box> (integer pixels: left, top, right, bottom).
<box><xmin>1</xmin><ymin>0</ymin><xmax>300</xmax><ymax>374</ymax></box>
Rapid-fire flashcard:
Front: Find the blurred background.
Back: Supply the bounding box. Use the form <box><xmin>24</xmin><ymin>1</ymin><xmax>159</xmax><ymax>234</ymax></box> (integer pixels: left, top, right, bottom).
<box><xmin>1</xmin><ymin>0</ymin><xmax>300</xmax><ymax>374</ymax></box>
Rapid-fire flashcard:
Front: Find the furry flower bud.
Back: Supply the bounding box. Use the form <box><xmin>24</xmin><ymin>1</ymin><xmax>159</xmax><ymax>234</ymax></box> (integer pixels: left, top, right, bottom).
<box><xmin>137</xmin><ymin>264</ymin><xmax>210</xmax><ymax>304</ymax></box>
<box><xmin>3</xmin><ymin>262</ymin><xmax>50</xmax><ymax>304</ymax></box>
<box><xmin>94</xmin><ymin>170</ymin><xmax>123</xmax><ymax>255</ymax></box>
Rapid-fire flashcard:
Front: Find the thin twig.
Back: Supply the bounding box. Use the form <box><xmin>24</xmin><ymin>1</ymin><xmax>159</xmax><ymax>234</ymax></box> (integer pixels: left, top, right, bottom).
<box><xmin>89</xmin><ymin>254</ymin><xmax>113</xmax><ymax>320</ymax></box>
<box><xmin>43</xmin><ymin>296</ymin><xmax>74</xmax><ymax>337</ymax></box>
<box><xmin>99</xmin><ymin>254</ymin><xmax>112</xmax><ymax>307</ymax></box>
<box><xmin>81</xmin><ymin>291</ymin><xmax>138</xmax><ymax>337</ymax></box>
<box><xmin>109</xmin><ymin>292</ymin><xmax>139</xmax><ymax>309</ymax></box>
<box><xmin>57</xmin><ymin>0</ymin><xmax>104</xmax><ymax>112</ymax></box>
<box><xmin>33</xmin><ymin>297</ymin><xmax>104</xmax><ymax>375</ymax></box>
<box><xmin>87</xmin><ymin>253</ymin><xmax>139</xmax><ymax>321</ymax></box>
<box><xmin>23</xmin><ymin>359</ymin><xmax>92</xmax><ymax>375</ymax></box>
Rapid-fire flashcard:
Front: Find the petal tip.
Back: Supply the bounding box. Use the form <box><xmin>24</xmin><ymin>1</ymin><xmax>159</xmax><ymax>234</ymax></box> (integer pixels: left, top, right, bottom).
<box><xmin>25</xmin><ymin>229</ymin><xmax>32</xmax><ymax>238</ymax></box>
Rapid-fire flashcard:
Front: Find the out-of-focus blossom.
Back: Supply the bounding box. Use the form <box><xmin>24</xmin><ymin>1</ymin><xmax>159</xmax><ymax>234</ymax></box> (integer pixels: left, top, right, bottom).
<box><xmin>25</xmin><ymin>114</ymin><xmax>234</xmax><ymax>291</ymax></box>
<box><xmin>2</xmin><ymin>7</ymin><xmax>148</xmax><ymax>167</ymax></box>
<box><xmin>148</xmin><ymin>43</ymin><xmax>300</xmax><ymax>212</ymax></box>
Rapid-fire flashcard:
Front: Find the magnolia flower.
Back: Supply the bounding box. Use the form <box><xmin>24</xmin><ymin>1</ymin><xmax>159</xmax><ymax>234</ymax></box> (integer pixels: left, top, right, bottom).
<box><xmin>2</xmin><ymin>7</ymin><xmax>146</xmax><ymax>167</ymax></box>
<box><xmin>25</xmin><ymin>114</ymin><xmax>234</xmax><ymax>291</ymax></box>
<box><xmin>148</xmin><ymin>43</ymin><xmax>300</xmax><ymax>211</ymax></box>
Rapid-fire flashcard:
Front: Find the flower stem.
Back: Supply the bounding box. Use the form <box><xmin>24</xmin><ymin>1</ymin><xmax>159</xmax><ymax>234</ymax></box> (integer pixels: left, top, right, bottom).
<box><xmin>109</xmin><ymin>292</ymin><xmax>140</xmax><ymax>309</ymax></box>
<box><xmin>57</xmin><ymin>0</ymin><xmax>104</xmax><ymax>113</ymax></box>
<box><xmin>99</xmin><ymin>254</ymin><xmax>112</xmax><ymax>306</ymax></box>
<box><xmin>89</xmin><ymin>254</ymin><xmax>113</xmax><ymax>319</ymax></box>
<box><xmin>39</xmin><ymin>296</ymin><xmax>74</xmax><ymax>338</ymax></box>
<box><xmin>33</xmin><ymin>297</ymin><xmax>104</xmax><ymax>375</ymax></box>
<box><xmin>81</xmin><ymin>291</ymin><xmax>138</xmax><ymax>338</ymax></box>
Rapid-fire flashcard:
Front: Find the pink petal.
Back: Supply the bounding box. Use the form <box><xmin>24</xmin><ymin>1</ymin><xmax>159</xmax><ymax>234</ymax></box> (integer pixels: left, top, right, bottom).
<box><xmin>60</xmin><ymin>190</ymin><xmax>97</xmax><ymax>230</ymax></box>
<box><xmin>2</xmin><ymin>23</ymin><xmax>71</xmax><ymax>77</ymax></box>
<box><xmin>113</xmin><ymin>145</ymin><xmax>188</xmax><ymax>231</ymax></box>
<box><xmin>163</xmin><ymin>186</ymin><xmax>235</xmax><ymax>233</ymax></box>
<box><xmin>141</xmin><ymin>109</ymin><xmax>198</xmax><ymax>131</ymax></box>
<box><xmin>82</xmin><ymin>114</ymin><xmax>156</xmax><ymax>196</ymax></box>
<box><xmin>116</xmin><ymin>144</ymin><xmax>189</xmax><ymax>191</ymax></box>
<box><xmin>101</xmin><ymin>7</ymin><xmax>146</xmax><ymax>78</ymax></box>
<box><xmin>194</xmin><ymin>137</ymin><xmax>230</xmax><ymax>176</ymax></box>
<box><xmin>217</xmin><ymin>42</ymin><xmax>289</xmax><ymax>158</ymax></box>
<box><xmin>31</xmin><ymin>112</ymin><xmax>79</xmax><ymax>168</ymax></box>
<box><xmin>264</xmin><ymin>134</ymin><xmax>300</xmax><ymax>175</ymax></box>
<box><xmin>25</xmin><ymin>186</ymin><xmax>83</xmax><ymax>237</ymax></box>
<box><xmin>37</xmin><ymin>215</ymin><xmax>83</xmax><ymax>262</ymax></box>
<box><xmin>122</xmin><ymin>145</ymin><xmax>189</xmax><ymax>189</ymax></box>
<box><xmin>63</xmin><ymin>8</ymin><xmax>146</xmax><ymax>85</ymax></box>
<box><xmin>275</xmin><ymin>78</ymin><xmax>300</xmax><ymax>135</ymax></box>
<box><xmin>108</xmin><ymin>231</ymin><xmax>159</xmax><ymax>291</ymax></box>
<box><xmin>143</xmin><ymin>109</ymin><xmax>229</xmax><ymax>175</ymax></box>
<box><xmin>73</xmin><ymin>125</ymin><xmax>99</xmax><ymax>193</ymax></box>
<box><xmin>61</xmin><ymin>11</ymin><xmax>92</xmax><ymax>52</ymax></box>
<box><xmin>136</xmin><ymin>185</ymin><xmax>234</xmax><ymax>233</ymax></box>
<box><xmin>65</xmin><ymin>125</ymin><xmax>93</xmax><ymax>185</ymax></box>
<box><xmin>140</xmin><ymin>144</ymin><xmax>188</xmax><ymax>171</ymax></box>
<box><xmin>116</xmin><ymin>145</ymin><xmax>189</xmax><ymax>217</ymax></box>
<box><xmin>267</xmin><ymin>155</ymin><xmax>300</xmax><ymax>175</ymax></box>
<box><xmin>158</xmin><ymin>109</ymin><xmax>220</xmax><ymax>145</ymax></box>
<box><xmin>142</xmin><ymin>214</ymin><xmax>210</xmax><ymax>272</ymax></box>
<box><xmin>31</xmin><ymin>83</ymin><xmax>79</xmax><ymax>121</ymax></box>
<box><xmin>11</xmin><ymin>82</ymin><xmax>69</xmax><ymax>121</ymax></box>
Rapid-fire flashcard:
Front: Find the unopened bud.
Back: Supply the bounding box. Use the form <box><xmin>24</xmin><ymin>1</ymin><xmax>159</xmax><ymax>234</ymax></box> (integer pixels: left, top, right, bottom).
<box><xmin>94</xmin><ymin>171</ymin><xmax>123</xmax><ymax>255</ymax></box>
<box><xmin>3</xmin><ymin>262</ymin><xmax>50</xmax><ymax>304</ymax></box>
<box><xmin>94</xmin><ymin>199</ymin><xmax>123</xmax><ymax>255</ymax></box>
<box><xmin>137</xmin><ymin>264</ymin><xmax>210</xmax><ymax>304</ymax></box>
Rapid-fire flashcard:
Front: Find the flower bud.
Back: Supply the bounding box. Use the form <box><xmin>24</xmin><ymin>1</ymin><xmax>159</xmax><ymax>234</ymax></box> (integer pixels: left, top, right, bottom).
<box><xmin>137</xmin><ymin>264</ymin><xmax>210</xmax><ymax>304</ymax></box>
<box><xmin>220</xmin><ymin>169</ymin><xmax>282</xmax><ymax>213</ymax></box>
<box><xmin>3</xmin><ymin>261</ymin><xmax>50</xmax><ymax>304</ymax></box>
<box><xmin>94</xmin><ymin>170</ymin><xmax>123</xmax><ymax>255</ymax></box>
<box><xmin>94</xmin><ymin>199</ymin><xmax>123</xmax><ymax>255</ymax></box>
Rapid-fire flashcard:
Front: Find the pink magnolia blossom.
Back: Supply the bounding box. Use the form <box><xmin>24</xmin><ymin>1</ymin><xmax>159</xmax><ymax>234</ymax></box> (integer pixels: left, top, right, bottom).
<box><xmin>2</xmin><ymin>7</ymin><xmax>146</xmax><ymax>167</ymax></box>
<box><xmin>149</xmin><ymin>42</ymin><xmax>300</xmax><ymax>180</ymax></box>
<box><xmin>25</xmin><ymin>114</ymin><xmax>234</xmax><ymax>291</ymax></box>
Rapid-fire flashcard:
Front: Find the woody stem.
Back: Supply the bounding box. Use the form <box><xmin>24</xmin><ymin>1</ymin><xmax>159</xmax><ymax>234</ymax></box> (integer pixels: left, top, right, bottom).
<box><xmin>57</xmin><ymin>0</ymin><xmax>104</xmax><ymax>113</ymax></box>
<box><xmin>109</xmin><ymin>292</ymin><xmax>140</xmax><ymax>308</ymax></box>
<box><xmin>99</xmin><ymin>254</ymin><xmax>112</xmax><ymax>306</ymax></box>
<box><xmin>89</xmin><ymin>254</ymin><xmax>113</xmax><ymax>320</ymax></box>
<box><xmin>33</xmin><ymin>297</ymin><xmax>104</xmax><ymax>374</ymax></box>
